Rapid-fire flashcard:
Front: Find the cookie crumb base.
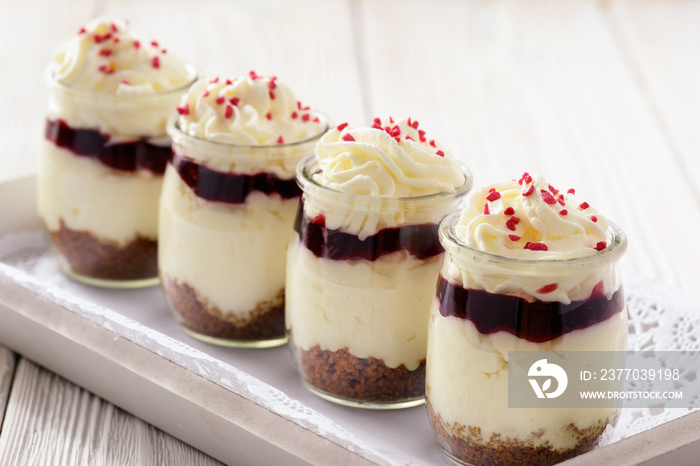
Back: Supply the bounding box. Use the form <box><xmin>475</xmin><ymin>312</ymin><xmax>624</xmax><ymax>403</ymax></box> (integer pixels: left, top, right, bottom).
<box><xmin>299</xmin><ymin>345</ymin><xmax>425</xmax><ymax>405</ymax></box>
<box><xmin>163</xmin><ymin>278</ymin><xmax>286</xmax><ymax>346</ymax></box>
<box><xmin>48</xmin><ymin>220</ymin><xmax>157</xmax><ymax>285</ymax></box>
<box><xmin>427</xmin><ymin>400</ymin><xmax>610</xmax><ymax>465</ymax></box>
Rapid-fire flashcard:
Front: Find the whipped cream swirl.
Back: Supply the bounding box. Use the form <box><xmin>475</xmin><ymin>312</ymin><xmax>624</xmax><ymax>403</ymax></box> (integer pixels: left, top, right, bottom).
<box><xmin>456</xmin><ymin>173</ymin><xmax>609</xmax><ymax>260</ymax></box>
<box><xmin>176</xmin><ymin>72</ymin><xmax>325</xmax><ymax>146</ymax></box>
<box><xmin>313</xmin><ymin>118</ymin><xmax>465</xmax><ymax>198</ymax></box>
<box><xmin>50</xmin><ymin>18</ymin><xmax>194</xmax><ymax>93</ymax></box>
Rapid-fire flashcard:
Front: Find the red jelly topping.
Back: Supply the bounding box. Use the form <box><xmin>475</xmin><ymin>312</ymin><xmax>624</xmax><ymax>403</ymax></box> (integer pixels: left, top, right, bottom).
<box><xmin>436</xmin><ymin>276</ymin><xmax>624</xmax><ymax>342</ymax></box>
<box><xmin>45</xmin><ymin>119</ymin><xmax>170</xmax><ymax>174</ymax></box>
<box><xmin>293</xmin><ymin>201</ymin><xmax>443</xmax><ymax>261</ymax></box>
<box><xmin>171</xmin><ymin>154</ymin><xmax>301</xmax><ymax>204</ymax></box>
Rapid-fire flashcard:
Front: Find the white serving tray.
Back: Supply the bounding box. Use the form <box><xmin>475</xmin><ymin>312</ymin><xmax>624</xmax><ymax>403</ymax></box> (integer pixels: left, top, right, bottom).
<box><xmin>0</xmin><ymin>175</ymin><xmax>698</xmax><ymax>466</ymax></box>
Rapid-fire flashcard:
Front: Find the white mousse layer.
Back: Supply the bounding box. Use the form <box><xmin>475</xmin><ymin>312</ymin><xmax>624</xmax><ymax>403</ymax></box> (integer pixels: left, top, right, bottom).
<box><xmin>286</xmin><ymin>238</ymin><xmax>442</xmax><ymax>370</ymax></box>
<box><xmin>159</xmin><ymin>166</ymin><xmax>298</xmax><ymax>316</ymax></box>
<box><xmin>38</xmin><ymin>141</ymin><xmax>161</xmax><ymax>244</ymax></box>
<box><xmin>426</xmin><ymin>303</ymin><xmax>627</xmax><ymax>452</ymax></box>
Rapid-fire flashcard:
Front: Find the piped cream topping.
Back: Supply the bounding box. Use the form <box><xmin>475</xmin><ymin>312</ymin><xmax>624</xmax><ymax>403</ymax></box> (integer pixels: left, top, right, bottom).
<box><xmin>49</xmin><ymin>18</ymin><xmax>194</xmax><ymax>94</ymax></box>
<box><xmin>313</xmin><ymin>118</ymin><xmax>465</xmax><ymax>198</ymax></box>
<box><xmin>175</xmin><ymin>71</ymin><xmax>325</xmax><ymax>146</ymax></box>
<box><xmin>456</xmin><ymin>173</ymin><xmax>609</xmax><ymax>260</ymax></box>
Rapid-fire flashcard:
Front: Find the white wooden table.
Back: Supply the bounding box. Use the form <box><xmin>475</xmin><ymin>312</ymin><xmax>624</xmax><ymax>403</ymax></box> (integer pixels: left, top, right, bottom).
<box><xmin>1</xmin><ymin>0</ymin><xmax>699</xmax><ymax>464</ymax></box>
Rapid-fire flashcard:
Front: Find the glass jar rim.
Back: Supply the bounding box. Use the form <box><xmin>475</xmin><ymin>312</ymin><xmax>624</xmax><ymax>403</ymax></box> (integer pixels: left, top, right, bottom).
<box><xmin>439</xmin><ymin>210</ymin><xmax>628</xmax><ymax>271</ymax></box>
<box><xmin>45</xmin><ymin>63</ymin><xmax>199</xmax><ymax>100</ymax></box>
<box><xmin>296</xmin><ymin>154</ymin><xmax>474</xmax><ymax>203</ymax></box>
<box><xmin>166</xmin><ymin>112</ymin><xmax>332</xmax><ymax>151</ymax></box>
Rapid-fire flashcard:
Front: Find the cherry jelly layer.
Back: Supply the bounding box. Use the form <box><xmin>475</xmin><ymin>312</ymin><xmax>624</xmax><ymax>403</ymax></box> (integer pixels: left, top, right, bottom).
<box><xmin>45</xmin><ymin>119</ymin><xmax>170</xmax><ymax>174</ymax></box>
<box><xmin>293</xmin><ymin>201</ymin><xmax>442</xmax><ymax>262</ymax></box>
<box><xmin>171</xmin><ymin>154</ymin><xmax>301</xmax><ymax>204</ymax></box>
<box><xmin>436</xmin><ymin>275</ymin><xmax>624</xmax><ymax>343</ymax></box>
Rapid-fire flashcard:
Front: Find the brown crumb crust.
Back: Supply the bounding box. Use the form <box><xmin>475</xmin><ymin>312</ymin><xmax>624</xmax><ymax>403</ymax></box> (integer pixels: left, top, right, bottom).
<box><xmin>299</xmin><ymin>345</ymin><xmax>425</xmax><ymax>403</ymax></box>
<box><xmin>163</xmin><ymin>277</ymin><xmax>285</xmax><ymax>341</ymax></box>
<box><xmin>427</xmin><ymin>399</ymin><xmax>611</xmax><ymax>465</ymax></box>
<box><xmin>49</xmin><ymin>219</ymin><xmax>157</xmax><ymax>280</ymax></box>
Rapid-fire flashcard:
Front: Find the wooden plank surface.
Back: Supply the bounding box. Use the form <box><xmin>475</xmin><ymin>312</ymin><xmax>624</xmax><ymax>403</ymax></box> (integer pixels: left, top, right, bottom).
<box><xmin>0</xmin><ymin>0</ymin><xmax>699</xmax><ymax>464</ymax></box>
<box><xmin>0</xmin><ymin>346</ymin><xmax>16</xmax><ymax>427</ymax></box>
<box><xmin>0</xmin><ymin>358</ymin><xmax>221</xmax><ymax>466</ymax></box>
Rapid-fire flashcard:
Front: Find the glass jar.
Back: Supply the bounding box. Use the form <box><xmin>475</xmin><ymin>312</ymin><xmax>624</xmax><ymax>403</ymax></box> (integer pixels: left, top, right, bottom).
<box><xmin>426</xmin><ymin>212</ymin><xmax>628</xmax><ymax>465</ymax></box>
<box><xmin>286</xmin><ymin>156</ymin><xmax>473</xmax><ymax>409</ymax></box>
<box><xmin>160</xmin><ymin>115</ymin><xmax>329</xmax><ymax>348</ymax></box>
<box><xmin>38</xmin><ymin>70</ymin><xmax>196</xmax><ymax>288</ymax></box>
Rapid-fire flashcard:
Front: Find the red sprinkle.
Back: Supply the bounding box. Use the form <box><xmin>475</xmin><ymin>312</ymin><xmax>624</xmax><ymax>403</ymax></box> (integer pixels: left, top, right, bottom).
<box><xmin>567</xmin><ymin>188</ymin><xmax>576</xmax><ymax>195</ymax></box>
<box><xmin>133</xmin><ymin>40</ymin><xmax>141</xmax><ymax>49</ymax></box>
<box><xmin>291</xmin><ymin>111</ymin><xmax>299</xmax><ymax>119</ymax></box>
<box><xmin>580</xmin><ymin>202</ymin><xmax>590</xmax><ymax>210</ymax></box>
<box><xmin>559</xmin><ymin>209</ymin><xmax>568</xmax><ymax>216</ymax></box>
<box><xmin>342</xmin><ymin>133</ymin><xmax>356</xmax><ymax>142</ymax></box>
<box><xmin>522</xmin><ymin>185</ymin><xmax>535</xmax><ymax>196</ymax></box>
<box><xmin>591</xmin><ymin>215</ymin><xmax>598</xmax><ymax>223</ymax></box>
<box><xmin>215</xmin><ymin>96</ymin><xmax>226</xmax><ymax>105</ymax></box>
<box><xmin>548</xmin><ymin>184</ymin><xmax>559</xmax><ymax>195</ymax></box>
<box><xmin>249</xmin><ymin>70</ymin><xmax>258</xmax><ymax>79</ymax></box>
<box><xmin>151</xmin><ymin>56</ymin><xmax>160</xmax><ymax>69</ymax></box>
<box><xmin>511</xmin><ymin>216</ymin><xmax>520</xmax><ymax>224</ymax></box>
<box><xmin>99</xmin><ymin>48</ymin><xmax>112</xmax><ymax>57</ymax></box>
<box><xmin>519</xmin><ymin>172</ymin><xmax>532</xmax><ymax>185</ymax></box>
<box><xmin>202</xmin><ymin>90</ymin><xmax>210</xmax><ymax>97</ymax></box>
<box><xmin>210</xmin><ymin>77</ymin><xmax>220</xmax><ymax>84</ymax></box>
<box><xmin>336</xmin><ymin>122</ymin><xmax>349</xmax><ymax>131</ymax></box>
<box><xmin>225</xmin><ymin>105</ymin><xmax>233</xmax><ymax>118</ymax></box>
<box><xmin>225</xmin><ymin>79</ymin><xmax>233</xmax><ymax>85</ymax></box>
<box><xmin>230</xmin><ymin>97</ymin><xmax>240</xmax><ymax>106</ymax></box>
<box><xmin>504</xmin><ymin>207</ymin><xmax>515</xmax><ymax>216</ymax></box>
<box><xmin>506</xmin><ymin>218</ymin><xmax>517</xmax><ymax>231</ymax></box>
<box><xmin>78</xmin><ymin>27</ymin><xmax>86</xmax><ymax>35</ymax></box>
<box><xmin>312</xmin><ymin>117</ymin><xmax>320</xmax><ymax>123</ymax></box>
<box><xmin>150</xmin><ymin>40</ymin><xmax>159</xmax><ymax>47</ymax></box>
<box><xmin>436</xmin><ymin>150</ymin><xmax>445</xmax><ymax>157</ymax></box>
<box><xmin>266</xmin><ymin>112</ymin><xmax>272</xmax><ymax>120</ymax></box>
<box><xmin>595</xmin><ymin>241</ymin><xmax>607</xmax><ymax>251</ymax></box>
<box><xmin>483</xmin><ymin>204</ymin><xmax>490</xmax><ymax>215</ymax></box>
<box><xmin>486</xmin><ymin>190</ymin><xmax>501</xmax><ymax>202</ymax></box>
<box><xmin>268</xmin><ymin>79</ymin><xmax>277</xmax><ymax>90</ymax></box>
<box><xmin>524</xmin><ymin>242</ymin><xmax>548</xmax><ymax>251</ymax></box>
<box><xmin>302</xmin><ymin>114</ymin><xmax>310</xmax><ymax>122</ymax></box>
<box><xmin>176</xmin><ymin>104</ymin><xmax>190</xmax><ymax>115</ymax></box>
<box><xmin>557</xmin><ymin>195</ymin><xmax>566</xmax><ymax>206</ymax></box>
<box><xmin>429</xmin><ymin>139</ymin><xmax>436</xmax><ymax>147</ymax></box>
<box><xmin>537</xmin><ymin>284</ymin><xmax>559</xmax><ymax>294</ymax></box>
<box><xmin>277</xmin><ymin>135</ymin><xmax>284</xmax><ymax>144</ymax></box>
<box><xmin>389</xmin><ymin>126</ymin><xmax>401</xmax><ymax>137</ymax></box>
<box><xmin>97</xmin><ymin>64</ymin><xmax>114</xmax><ymax>74</ymax></box>
<box><xmin>111</xmin><ymin>23</ymin><xmax>118</xmax><ymax>33</ymax></box>
<box><xmin>269</xmin><ymin>90</ymin><xmax>275</xmax><ymax>99</ymax></box>
<box><xmin>508</xmin><ymin>234</ymin><xmax>521</xmax><ymax>241</ymax></box>
<box><xmin>541</xmin><ymin>190</ymin><xmax>557</xmax><ymax>204</ymax></box>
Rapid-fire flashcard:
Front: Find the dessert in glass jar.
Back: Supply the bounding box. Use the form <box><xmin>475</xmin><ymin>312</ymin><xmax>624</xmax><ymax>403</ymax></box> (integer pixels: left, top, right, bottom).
<box><xmin>286</xmin><ymin>118</ymin><xmax>472</xmax><ymax>408</ymax></box>
<box><xmin>37</xmin><ymin>18</ymin><xmax>196</xmax><ymax>287</ymax></box>
<box><xmin>159</xmin><ymin>72</ymin><xmax>329</xmax><ymax>347</ymax></box>
<box><xmin>426</xmin><ymin>173</ymin><xmax>628</xmax><ymax>465</ymax></box>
